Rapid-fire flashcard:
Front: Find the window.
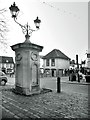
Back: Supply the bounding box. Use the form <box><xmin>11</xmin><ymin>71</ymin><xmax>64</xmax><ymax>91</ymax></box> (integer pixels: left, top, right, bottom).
<box><xmin>46</xmin><ymin>59</ymin><xmax>49</xmax><ymax>66</ymax></box>
<box><xmin>6</xmin><ymin>64</ymin><xmax>10</xmax><ymax>68</ymax></box>
<box><xmin>2</xmin><ymin>64</ymin><xmax>4</xmax><ymax>68</ymax></box>
<box><xmin>10</xmin><ymin>64</ymin><xmax>13</xmax><ymax>68</ymax></box>
<box><xmin>51</xmin><ymin>59</ymin><xmax>55</xmax><ymax>66</ymax></box>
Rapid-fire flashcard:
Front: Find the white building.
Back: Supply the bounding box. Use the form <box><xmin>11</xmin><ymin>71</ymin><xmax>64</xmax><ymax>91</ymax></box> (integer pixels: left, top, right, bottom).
<box><xmin>42</xmin><ymin>49</ymin><xmax>70</xmax><ymax>77</ymax></box>
<box><xmin>0</xmin><ymin>56</ymin><xmax>14</xmax><ymax>73</ymax></box>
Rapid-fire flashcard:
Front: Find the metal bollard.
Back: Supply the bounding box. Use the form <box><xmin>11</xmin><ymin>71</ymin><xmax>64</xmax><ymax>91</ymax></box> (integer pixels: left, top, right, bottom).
<box><xmin>78</xmin><ymin>73</ymin><xmax>80</xmax><ymax>82</ymax></box>
<box><xmin>57</xmin><ymin>77</ymin><xmax>61</xmax><ymax>93</ymax></box>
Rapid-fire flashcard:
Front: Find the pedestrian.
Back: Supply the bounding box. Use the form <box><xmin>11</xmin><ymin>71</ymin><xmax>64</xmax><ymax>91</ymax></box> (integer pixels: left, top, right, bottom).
<box><xmin>65</xmin><ymin>69</ymin><xmax>67</xmax><ymax>76</ymax></box>
<box><xmin>69</xmin><ymin>68</ymin><xmax>73</xmax><ymax>81</ymax></box>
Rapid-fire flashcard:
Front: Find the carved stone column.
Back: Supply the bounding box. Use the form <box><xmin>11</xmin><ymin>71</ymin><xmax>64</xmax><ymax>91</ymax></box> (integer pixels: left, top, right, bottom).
<box><xmin>11</xmin><ymin>42</ymin><xmax>43</xmax><ymax>95</ymax></box>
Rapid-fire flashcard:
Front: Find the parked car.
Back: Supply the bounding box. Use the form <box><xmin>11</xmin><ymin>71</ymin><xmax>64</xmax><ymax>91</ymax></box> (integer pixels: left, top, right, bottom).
<box><xmin>0</xmin><ymin>71</ymin><xmax>8</xmax><ymax>86</ymax></box>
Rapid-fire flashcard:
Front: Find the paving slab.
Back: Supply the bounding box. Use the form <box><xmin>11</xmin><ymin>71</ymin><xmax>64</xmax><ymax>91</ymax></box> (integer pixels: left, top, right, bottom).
<box><xmin>0</xmin><ymin>85</ymin><xmax>89</xmax><ymax>119</ymax></box>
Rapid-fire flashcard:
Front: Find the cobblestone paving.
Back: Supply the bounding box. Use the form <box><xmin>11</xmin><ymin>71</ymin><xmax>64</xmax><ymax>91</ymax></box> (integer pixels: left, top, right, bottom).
<box><xmin>1</xmin><ymin>87</ymin><xmax>88</xmax><ymax>119</ymax></box>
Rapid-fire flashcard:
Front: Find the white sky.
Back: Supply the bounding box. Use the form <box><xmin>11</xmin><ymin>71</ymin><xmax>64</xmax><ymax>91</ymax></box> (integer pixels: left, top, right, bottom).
<box><xmin>0</xmin><ymin>0</ymin><xmax>89</xmax><ymax>63</ymax></box>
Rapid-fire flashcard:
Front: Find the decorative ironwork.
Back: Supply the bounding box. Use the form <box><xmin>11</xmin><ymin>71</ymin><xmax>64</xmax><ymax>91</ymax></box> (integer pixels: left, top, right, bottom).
<box><xmin>9</xmin><ymin>2</ymin><xmax>41</xmax><ymax>42</ymax></box>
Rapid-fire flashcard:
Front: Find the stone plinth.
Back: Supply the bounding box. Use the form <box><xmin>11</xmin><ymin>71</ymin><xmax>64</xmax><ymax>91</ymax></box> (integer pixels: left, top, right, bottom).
<box><xmin>11</xmin><ymin>42</ymin><xmax>43</xmax><ymax>95</ymax></box>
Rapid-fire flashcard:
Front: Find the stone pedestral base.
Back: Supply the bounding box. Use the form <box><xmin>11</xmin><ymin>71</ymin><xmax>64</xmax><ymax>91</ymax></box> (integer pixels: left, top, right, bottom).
<box><xmin>13</xmin><ymin>85</ymin><xmax>40</xmax><ymax>96</ymax></box>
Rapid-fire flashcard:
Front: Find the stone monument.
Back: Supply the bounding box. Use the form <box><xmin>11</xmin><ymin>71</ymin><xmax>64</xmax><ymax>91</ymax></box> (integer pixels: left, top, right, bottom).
<box><xmin>9</xmin><ymin>2</ymin><xmax>43</xmax><ymax>95</ymax></box>
<box><xmin>11</xmin><ymin>38</ymin><xmax>43</xmax><ymax>95</ymax></box>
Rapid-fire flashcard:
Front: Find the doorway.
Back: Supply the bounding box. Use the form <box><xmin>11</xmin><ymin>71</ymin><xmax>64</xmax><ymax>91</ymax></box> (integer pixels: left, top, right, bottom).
<box><xmin>52</xmin><ymin>70</ymin><xmax>55</xmax><ymax>77</ymax></box>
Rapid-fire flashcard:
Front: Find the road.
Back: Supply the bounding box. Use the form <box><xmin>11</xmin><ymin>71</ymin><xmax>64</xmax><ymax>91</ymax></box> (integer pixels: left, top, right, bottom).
<box><xmin>7</xmin><ymin>76</ymin><xmax>88</xmax><ymax>95</ymax></box>
<box><xmin>40</xmin><ymin>77</ymin><xmax>88</xmax><ymax>94</ymax></box>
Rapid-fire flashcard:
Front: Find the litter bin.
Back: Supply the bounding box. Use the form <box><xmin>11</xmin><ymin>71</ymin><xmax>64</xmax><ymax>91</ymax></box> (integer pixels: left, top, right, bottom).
<box><xmin>69</xmin><ymin>73</ymin><xmax>76</xmax><ymax>81</ymax></box>
<box><xmin>71</xmin><ymin>73</ymin><xmax>76</xmax><ymax>81</ymax></box>
<box><xmin>85</xmin><ymin>75</ymin><xmax>90</xmax><ymax>82</ymax></box>
<box><xmin>72</xmin><ymin>74</ymin><xmax>76</xmax><ymax>81</ymax></box>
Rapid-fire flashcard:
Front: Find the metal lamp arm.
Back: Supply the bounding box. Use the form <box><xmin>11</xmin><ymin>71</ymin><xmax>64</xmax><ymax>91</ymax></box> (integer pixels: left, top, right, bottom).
<box><xmin>9</xmin><ymin>2</ymin><xmax>41</xmax><ymax>43</ymax></box>
<box><xmin>13</xmin><ymin>18</ymin><xmax>37</xmax><ymax>35</ymax></box>
<box><xmin>14</xmin><ymin>18</ymin><xmax>25</xmax><ymax>29</ymax></box>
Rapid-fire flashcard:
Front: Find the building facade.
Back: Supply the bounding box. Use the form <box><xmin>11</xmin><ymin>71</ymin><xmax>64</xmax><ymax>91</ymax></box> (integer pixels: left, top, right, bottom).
<box><xmin>0</xmin><ymin>56</ymin><xmax>14</xmax><ymax>73</ymax></box>
<box><xmin>42</xmin><ymin>49</ymin><xmax>70</xmax><ymax>77</ymax></box>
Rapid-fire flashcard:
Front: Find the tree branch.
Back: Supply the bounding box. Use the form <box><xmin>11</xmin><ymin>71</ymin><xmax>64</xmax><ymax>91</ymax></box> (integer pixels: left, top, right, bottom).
<box><xmin>0</xmin><ymin>8</ymin><xmax>9</xmax><ymax>52</ymax></box>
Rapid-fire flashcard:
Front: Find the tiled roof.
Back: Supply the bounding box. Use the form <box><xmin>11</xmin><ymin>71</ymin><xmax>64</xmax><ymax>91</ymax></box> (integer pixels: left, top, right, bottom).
<box><xmin>0</xmin><ymin>56</ymin><xmax>14</xmax><ymax>63</ymax></box>
<box><xmin>42</xmin><ymin>49</ymin><xmax>70</xmax><ymax>60</ymax></box>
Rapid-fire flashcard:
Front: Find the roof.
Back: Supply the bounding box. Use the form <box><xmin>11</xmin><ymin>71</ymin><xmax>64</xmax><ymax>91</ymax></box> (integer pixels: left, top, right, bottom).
<box><xmin>0</xmin><ymin>56</ymin><xmax>14</xmax><ymax>63</ymax></box>
<box><xmin>42</xmin><ymin>49</ymin><xmax>70</xmax><ymax>60</ymax></box>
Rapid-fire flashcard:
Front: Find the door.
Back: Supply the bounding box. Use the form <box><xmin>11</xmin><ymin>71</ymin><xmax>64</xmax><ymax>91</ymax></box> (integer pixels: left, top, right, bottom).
<box><xmin>59</xmin><ymin>69</ymin><xmax>63</xmax><ymax>77</ymax></box>
<box><xmin>52</xmin><ymin>70</ymin><xmax>54</xmax><ymax>77</ymax></box>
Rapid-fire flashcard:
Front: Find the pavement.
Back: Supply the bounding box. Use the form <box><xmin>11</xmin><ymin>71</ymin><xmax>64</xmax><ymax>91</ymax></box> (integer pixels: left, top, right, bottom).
<box><xmin>60</xmin><ymin>76</ymin><xmax>90</xmax><ymax>85</ymax></box>
<box><xmin>0</xmin><ymin>76</ymin><xmax>89</xmax><ymax>119</ymax></box>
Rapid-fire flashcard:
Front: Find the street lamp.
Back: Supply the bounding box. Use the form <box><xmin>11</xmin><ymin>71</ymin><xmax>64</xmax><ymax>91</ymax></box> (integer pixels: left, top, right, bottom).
<box><xmin>9</xmin><ymin>2</ymin><xmax>41</xmax><ymax>42</ymax></box>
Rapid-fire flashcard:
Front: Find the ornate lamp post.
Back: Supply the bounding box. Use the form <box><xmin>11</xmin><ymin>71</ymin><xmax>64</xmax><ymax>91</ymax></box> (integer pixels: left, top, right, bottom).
<box><xmin>9</xmin><ymin>2</ymin><xmax>43</xmax><ymax>95</ymax></box>
<box><xmin>9</xmin><ymin>2</ymin><xmax>41</xmax><ymax>42</ymax></box>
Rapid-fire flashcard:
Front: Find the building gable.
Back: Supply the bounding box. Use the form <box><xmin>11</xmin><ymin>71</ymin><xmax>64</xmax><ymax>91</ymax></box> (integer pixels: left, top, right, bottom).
<box><xmin>42</xmin><ymin>49</ymin><xmax>70</xmax><ymax>60</ymax></box>
<box><xmin>0</xmin><ymin>56</ymin><xmax>14</xmax><ymax>64</ymax></box>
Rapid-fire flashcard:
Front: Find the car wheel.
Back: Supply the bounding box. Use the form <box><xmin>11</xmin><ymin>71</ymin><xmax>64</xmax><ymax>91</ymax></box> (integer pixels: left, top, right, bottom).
<box><xmin>1</xmin><ymin>80</ymin><xmax>6</xmax><ymax>86</ymax></box>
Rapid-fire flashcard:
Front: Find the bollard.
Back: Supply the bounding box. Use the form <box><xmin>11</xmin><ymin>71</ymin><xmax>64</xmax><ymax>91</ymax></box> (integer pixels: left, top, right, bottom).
<box><xmin>78</xmin><ymin>73</ymin><xmax>80</xmax><ymax>82</ymax></box>
<box><xmin>57</xmin><ymin>77</ymin><xmax>61</xmax><ymax>93</ymax></box>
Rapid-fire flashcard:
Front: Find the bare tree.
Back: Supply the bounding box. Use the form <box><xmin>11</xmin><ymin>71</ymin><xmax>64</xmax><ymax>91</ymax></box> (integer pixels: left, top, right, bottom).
<box><xmin>0</xmin><ymin>8</ymin><xmax>9</xmax><ymax>52</ymax></box>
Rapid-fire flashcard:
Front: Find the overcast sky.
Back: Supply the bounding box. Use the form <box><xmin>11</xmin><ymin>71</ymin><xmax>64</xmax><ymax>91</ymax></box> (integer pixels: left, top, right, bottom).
<box><xmin>0</xmin><ymin>0</ymin><xmax>89</xmax><ymax>63</ymax></box>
